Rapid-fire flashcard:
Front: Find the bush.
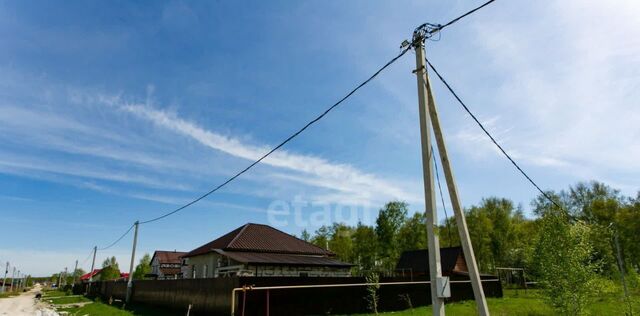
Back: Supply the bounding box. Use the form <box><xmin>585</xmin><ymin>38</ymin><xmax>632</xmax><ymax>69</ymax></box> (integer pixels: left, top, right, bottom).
<box><xmin>533</xmin><ymin>210</ymin><xmax>602</xmax><ymax>315</ymax></box>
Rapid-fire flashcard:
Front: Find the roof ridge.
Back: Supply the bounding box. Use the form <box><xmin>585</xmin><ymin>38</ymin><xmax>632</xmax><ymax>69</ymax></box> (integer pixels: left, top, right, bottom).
<box><xmin>226</xmin><ymin>223</ymin><xmax>251</xmax><ymax>248</ymax></box>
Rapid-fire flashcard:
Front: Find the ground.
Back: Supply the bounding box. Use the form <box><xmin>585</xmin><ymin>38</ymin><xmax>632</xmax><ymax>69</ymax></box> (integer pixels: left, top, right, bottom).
<box><xmin>0</xmin><ymin>284</ymin><xmax>58</xmax><ymax>316</ymax></box>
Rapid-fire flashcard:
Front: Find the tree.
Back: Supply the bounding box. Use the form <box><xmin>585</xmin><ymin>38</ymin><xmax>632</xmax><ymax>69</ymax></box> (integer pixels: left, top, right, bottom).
<box><xmin>100</xmin><ymin>256</ymin><xmax>121</xmax><ymax>281</ymax></box>
<box><xmin>328</xmin><ymin>223</ymin><xmax>354</xmax><ymax>263</ymax></box>
<box><xmin>311</xmin><ymin>225</ymin><xmax>330</xmax><ymax>250</ymax></box>
<box><xmin>133</xmin><ymin>253</ymin><xmax>151</xmax><ymax>280</ymax></box>
<box><xmin>375</xmin><ymin>201</ymin><xmax>408</xmax><ymax>269</ymax></box>
<box><xmin>300</xmin><ymin>229</ymin><xmax>311</xmax><ymax>242</ymax></box>
<box><xmin>533</xmin><ymin>209</ymin><xmax>601</xmax><ymax>315</ymax></box>
<box><xmin>397</xmin><ymin>212</ymin><xmax>427</xmax><ymax>253</ymax></box>
<box><xmin>352</xmin><ymin>222</ymin><xmax>378</xmax><ymax>271</ymax></box>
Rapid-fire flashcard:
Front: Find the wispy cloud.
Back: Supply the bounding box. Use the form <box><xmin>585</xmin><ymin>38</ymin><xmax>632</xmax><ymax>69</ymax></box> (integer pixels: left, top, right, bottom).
<box><xmin>117</xmin><ymin>101</ymin><xmax>421</xmax><ymax>205</ymax></box>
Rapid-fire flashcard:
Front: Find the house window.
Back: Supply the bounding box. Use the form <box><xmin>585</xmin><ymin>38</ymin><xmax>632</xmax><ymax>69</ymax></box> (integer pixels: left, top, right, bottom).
<box><xmin>192</xmin><ymin>266</ymin><xmax>197</xmax><ymax>279</ymax></box>
<box><xmin>203</xmin><ymin>265</ymin><xmax>208</xmax><ymax>278</ymax></box>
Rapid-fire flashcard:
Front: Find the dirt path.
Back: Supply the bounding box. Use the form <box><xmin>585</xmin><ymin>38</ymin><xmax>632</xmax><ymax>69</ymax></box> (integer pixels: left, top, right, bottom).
<box><xmin>0</xmin><ymin>285</ymin><xmax>58</xmax><ymax>316</ymax></box>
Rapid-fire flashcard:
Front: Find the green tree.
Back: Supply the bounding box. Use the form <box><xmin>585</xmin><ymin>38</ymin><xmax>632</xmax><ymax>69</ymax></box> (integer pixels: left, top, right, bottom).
<box><xmin>328</xmin><ymin>223</ymin><xmax>354</xmax><ymax>263</ymax></box>
<box><xmin>375</xmin><ymin>201</ymin><xmax>408</xmax><ymax>269</ymax></box>
<box><xmin>311</xmin><ymin>225</ymin><xmax>330</xmax><ymax>250</ymax></box>
<box><xmin>300</xmin><ymin>229</ymin><xmax>311</xmax><ymax>242</ymax></box>
<box><xmin>397</xmin><ymin>212</ymin><xmax>427</xmax><ymax>253</ymax></box>
<box><xmin>352</xmin><ymin>222</ymin><xmax>378</xmax><ymax>271</ymax></box>
<box><xmin>133</xmin><ymin>253</ymin><xmax>151</xmax><ymax>280</ymax></box>
<box><xmin>100</xmin><ymin>256</ymin><xmax>121</xmax><ymax>281</ymax></box>
<box><xmin>533</xmin><ymin>209</ymin><xmax>601</xmax><ymax>315</ymax></box>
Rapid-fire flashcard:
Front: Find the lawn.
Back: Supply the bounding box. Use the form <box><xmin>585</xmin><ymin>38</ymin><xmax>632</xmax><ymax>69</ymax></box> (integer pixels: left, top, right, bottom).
<box><xmin>355</xmin><ymin>289</ymin><xmax>639</xmax><ymax>316</ymax></box>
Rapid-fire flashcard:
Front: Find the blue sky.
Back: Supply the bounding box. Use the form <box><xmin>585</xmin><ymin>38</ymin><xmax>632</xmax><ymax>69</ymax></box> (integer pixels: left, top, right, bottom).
<box><xmin>1</xmin><ymin>0</ymin><xmax>639</xmax><ymax>276</ymax></box>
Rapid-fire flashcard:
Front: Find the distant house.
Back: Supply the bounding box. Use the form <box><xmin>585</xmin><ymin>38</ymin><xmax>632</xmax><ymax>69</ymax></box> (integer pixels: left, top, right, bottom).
<box><xmin>79</xmin><ymin>269</ymin><xmax>129</xmax><ymax>282</ymax></box>
<box><xmin>396</xmin><ymin>246</ymin><xmax>470</xmax><ymax>277</ymax></box>
<box><xmin>149</xmin><ymin>250</ymin><xmax>187</xmax><ymax>280</ymax></box>
<box><xmin>182</xmin><ymin>223</ymin><xmax>352</xmax><ymax>278</ymax></box>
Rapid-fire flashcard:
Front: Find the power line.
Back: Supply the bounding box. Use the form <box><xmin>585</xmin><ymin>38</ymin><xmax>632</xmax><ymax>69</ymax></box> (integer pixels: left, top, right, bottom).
<box><xmin>432</xmin><ymin>145</ymin><xmax>453</xmax><ymax>247</ymax></box>
<box><xmin>412</xmin><ymin>0</ymin><xmax>496</xmax><ymax>41</ymax></box>
<box><xmin>423</xmin><ymin>57</ymin><xmax>563</xmax><ymax>210</ymax></box>
<box><xmin>97</xmin><ymin>223</ymin><xmax>135</xmax><ymax>251</ymax></box>
<box><xmin>139</xmin><ymin>47</ymin><xmax>412</xmax><ymax>225</ymax></box>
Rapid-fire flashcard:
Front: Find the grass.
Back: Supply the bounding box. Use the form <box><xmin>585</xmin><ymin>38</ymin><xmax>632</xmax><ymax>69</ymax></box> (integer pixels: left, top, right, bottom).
<box><xmin>354</xmin><ymin>289</ymin><xmax>640</xmax><ymax>316</ymax></box>
<box><xmin>47</xmin><ymin>291</ymin><xmax>178</xmax><ymax>316</ymax></box>
<box><xmin>0</xmin><ymin>292</ymin><xmax>19</xmax><ymax>299</ymax></box>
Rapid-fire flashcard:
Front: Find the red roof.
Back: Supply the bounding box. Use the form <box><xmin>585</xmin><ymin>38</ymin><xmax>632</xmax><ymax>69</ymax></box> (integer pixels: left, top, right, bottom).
<box><xmin>184</xmin><ymin>223</ymin><xmax>333</xmax><ymax>258</ymax></box>
<box><xmin>80</xmin><ymin>269</ymin><xmax>101</xmax><ymax>281</ymax></box>
<box><xmin>79</xmin><ymin>269</ymin><xmax>129</xmax><ymax>281</ymax></box>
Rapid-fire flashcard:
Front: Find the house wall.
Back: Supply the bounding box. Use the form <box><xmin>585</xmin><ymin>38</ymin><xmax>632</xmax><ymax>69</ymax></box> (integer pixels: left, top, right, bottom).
<box><xmin>250</xmin><ymin>265</ymin><xmax>351</xmax><ymax>277</ymax></box>
<box><xmin>183</xmin><ymin>253</ymin><xmax>351</xmax><ymax>278</ymax></box>
<box><xmin>183</xmin><ymin>253</ymin><xmax>242</xmax><ymax>278</ymax></box>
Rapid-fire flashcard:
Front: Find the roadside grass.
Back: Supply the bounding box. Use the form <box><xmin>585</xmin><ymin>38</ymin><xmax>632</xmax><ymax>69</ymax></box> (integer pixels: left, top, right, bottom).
<box><xmin>48</xmin><ymin>291</ymin><xmax>178</xmax><ymax>316</ymax></box>
<box><xmin>0</xmin><ymin>292</ymin><xmax>19</xmax><ymax>299</ymax></box>
<box><xmin>57</xmin><ymin>299</ymin><xmax>179</xmax><ymax>316</ymax></box>
<box><xmin>42</xmin><ymin>289</ymin><xmax>70</xmax><ymax>297</ymax></box>
<box><xmin>46</xmin><ymin>295</ymin><xmax>91</xmax><ymax>305</ymax></box>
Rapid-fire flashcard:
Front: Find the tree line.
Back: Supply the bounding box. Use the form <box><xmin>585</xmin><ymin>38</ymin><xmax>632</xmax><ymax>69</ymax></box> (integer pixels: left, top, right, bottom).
<box><xmin>301</xmin><ymin>181</ymin><xmax>640</xmax><ymax>314</ymax></box>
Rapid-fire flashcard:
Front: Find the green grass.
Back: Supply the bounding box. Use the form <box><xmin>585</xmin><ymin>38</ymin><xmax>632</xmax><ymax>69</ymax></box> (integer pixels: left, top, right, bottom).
<box><xmin>42</xmin><ymin>289</ymin><xmax>69</xmax><ymax>297</ymax></box>
<box><xmin>354</xmin><ymin>289</ymin><xmax>639</xmax><ymax>316</ymax></box>
<box><xmin>47</xmin><ymin>295</ymin><xmax>91</xmax><ymax>305</ymax></box>
<box><xmin>0</xmin><ymin>292</ymin><xmax>19</xmax><ymax>299</ymax></box>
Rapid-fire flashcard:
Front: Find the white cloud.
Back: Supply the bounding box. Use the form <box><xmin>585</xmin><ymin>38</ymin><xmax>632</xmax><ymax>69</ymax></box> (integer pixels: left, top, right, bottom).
<box><xmin>455</xmin><ymin>0</ymin><xmax>640</xmax><ymax>192</ymax></box>
<box><xmin>117</xmin><ymin>101</ymin><xmax>421</xmax><ymax>205</ymax></box>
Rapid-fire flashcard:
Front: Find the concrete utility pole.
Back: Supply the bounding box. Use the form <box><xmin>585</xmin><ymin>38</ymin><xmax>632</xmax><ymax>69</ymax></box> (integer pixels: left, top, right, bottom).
<box><xmin>414</xmin><ymin>36</ymin><xmax>446</xmax><ymax>316</ymax></box>
<box><xmin>10</xmin><ymin>267</ymin><xmax>15</xmax><ymax>292</ymax></box>
<box><xmin>89</xmin><ymin>246</ymin><xmax>97</xmax><ymax>282</ymax></box>
<box><xmin>57</xmin><ymin>270</ymin><xmax>62</xmax><ymax>289</ymax></box>
<box><xmin>72</xmin><ymin>259</ymin><xmax>78</xmax><ymax>290</ymax></box>
<box><xmin>613</xmin><ymin>225</ymin><xmax>632</xmax><ymax>314</ymax></box>
<box><xmin>126</xmin><ymin>221</ymin><xmax>139</xmax><ymax>303</ymax></box>
<box><xmin>1</xmin><ymin>262</ymin><xmax>8</xmax><ymax>293</ymax></box>
<box><xmin>63</xmin><ymin>267</ymin><xmax>68</xmax><ymax>287</ymax></box>
<box><xmin>413</xmin><ymin>31</ymin><xmax>490</xmax><ymax>315</ymax></box>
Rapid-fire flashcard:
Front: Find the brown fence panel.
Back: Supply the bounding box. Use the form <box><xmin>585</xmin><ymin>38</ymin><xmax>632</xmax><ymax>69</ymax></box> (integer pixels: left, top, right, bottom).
<box><xmin>77</xmin><ymin>276</ymin><xmax>501</xmax><ymax>315</ymax></box>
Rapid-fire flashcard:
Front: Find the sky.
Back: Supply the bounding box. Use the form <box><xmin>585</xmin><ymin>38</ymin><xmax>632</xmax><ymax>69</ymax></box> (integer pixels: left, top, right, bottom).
<box><xmin>0</xmin><ymin>0</ymin><xmax>639</xmax><ymax>276</ymax></box>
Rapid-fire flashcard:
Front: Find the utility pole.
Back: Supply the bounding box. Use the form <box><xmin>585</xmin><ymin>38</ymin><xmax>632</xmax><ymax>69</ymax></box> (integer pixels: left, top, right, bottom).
<box><xmin>1</xmin><ymin>262</ymin><xmax>8</xmax><ymax>293</ymax></box>
<box><xmin>126</xmin><ymin>221</ymin><xmax>139</xmax><ymax>303</ymax></box>
<box><xmin>89</xmin><ymin>246</ymin><xmax>97</xmax><ymax>282</ymax></box>
<box><xmin>57</xmin><ymin>270</ymin><xmax>62</xmax><ymax>289</ymax></box>
<box><xmin>613</xmin><ymin>224</ymin><xmax>632</xmax><ymax>315</ymax></box>
<box><xmin>63</xmin><ymin>267</ymin><xmax>68</xmax><ymax>287</ymax></box>
<box><xmin>412</xmin><ymin>28</ymin><xmax>490</xmax><ymax>315</ymax></box>
<box><xmin>414</xmin><ymin>34</ymin><xmax>445</xmax><ymax>316</ymax></box>
<box><xmin>72</xmin><ymin>259</ymin><xmax>78</xmax><ymax>290</ymax></box>
<box><xmin>10</xmin><ymin>267</ymin><xmax>15</xmax><ymax>292</ymax></box>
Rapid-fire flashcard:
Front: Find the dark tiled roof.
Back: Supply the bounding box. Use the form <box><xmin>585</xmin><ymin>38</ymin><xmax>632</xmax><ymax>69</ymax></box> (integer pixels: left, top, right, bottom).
<box><xmin>396</xmin><ymin>246</ymin><xmax>465</xmax><ymax>274</ymax></box>
<box><xmin>217</xmin><ymin>250</ymin><xmax>353</xmax><ymax>267</ymax></box>
<box><xmin>151</xmin><ymin>250</ymin><xmax>187</xmax><ymax>264</ymax></box>
<box><xmin>184</xmin><ymin>223</ymin><xmax>333</xmax><ymax>257</ymax></box>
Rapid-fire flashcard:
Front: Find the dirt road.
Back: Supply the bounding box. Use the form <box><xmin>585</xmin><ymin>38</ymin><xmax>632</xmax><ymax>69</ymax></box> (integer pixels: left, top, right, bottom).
<box><xmin>0</xmin><ymin>285</ymin><xmax>58</xmax><ymax>316</ymax></box>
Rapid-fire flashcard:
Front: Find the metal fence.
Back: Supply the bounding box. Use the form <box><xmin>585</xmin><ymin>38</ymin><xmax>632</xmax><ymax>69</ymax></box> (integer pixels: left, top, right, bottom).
<box><xmin>78</xmin><ymin>275</ymin><xmax>502</xmax><ymax>315</ymax></box>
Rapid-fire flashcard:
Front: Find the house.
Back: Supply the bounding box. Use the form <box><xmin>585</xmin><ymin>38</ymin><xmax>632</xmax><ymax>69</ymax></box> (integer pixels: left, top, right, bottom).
<box><xmin>149</xmin><ymin>250</ymin><xmax>187</xmax><ymax>279</ymax></box>
<box><xmin>396</xmin><ymin>246</ymin><xmax>470</xmax><ymax>277</ymax></box>
<box><xmin>79</xmin><ymin>269</ymin><xmax>129</xmax><ymax>282</ymax></box>
<box><xmin>182</xmin><ymin>223</ymin><xmax>352</xmax><ymax>278</ymax></box>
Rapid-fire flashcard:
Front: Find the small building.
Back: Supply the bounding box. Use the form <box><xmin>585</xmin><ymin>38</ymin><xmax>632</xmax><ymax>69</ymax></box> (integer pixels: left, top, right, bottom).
<box><xmin>182</xmin><ymin>223</ymin><xmax>352</xmax><ymax>278</ymax></box>
<box><xmin>396</xmin><ymin>246</ymin><xmax>470</xmax><ymax>277</ymax></box>
<box><xmin>149</xmin><ymin>250</ymin><xmax>187</xmax><ymax>280</ymax></box>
